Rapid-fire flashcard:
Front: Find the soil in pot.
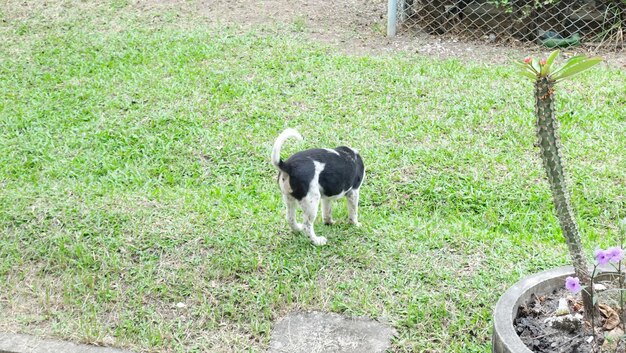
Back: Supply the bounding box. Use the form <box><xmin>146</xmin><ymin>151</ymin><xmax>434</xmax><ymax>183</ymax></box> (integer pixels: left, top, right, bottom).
<box><xmin>514</xmin><ymin>278</ymin><xmax>626</xmax><ymax>353</ymax></box>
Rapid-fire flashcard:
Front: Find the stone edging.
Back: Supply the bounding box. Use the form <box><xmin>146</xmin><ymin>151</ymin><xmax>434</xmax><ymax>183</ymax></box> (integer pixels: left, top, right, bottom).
<box><xmin>0</xmin><ymin>333</ymin><xmax>133</xmax><ymax>353</ymax></box>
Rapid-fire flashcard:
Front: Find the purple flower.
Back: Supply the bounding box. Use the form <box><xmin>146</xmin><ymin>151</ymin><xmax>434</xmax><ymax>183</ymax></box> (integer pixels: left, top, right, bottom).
<box><xmin>607</xmin><ymin>247</ymin><xmax>624</xmax><ymax>263</ymax></box>
<box><xmin>595</xmin><ymin>249</ymin><xmax>611</xmax><ymax>265</ymax></box>
<box><xmin>565</xmin><ymin>277</ymin><xmax>582</xmax><ymax>294</ymax></box>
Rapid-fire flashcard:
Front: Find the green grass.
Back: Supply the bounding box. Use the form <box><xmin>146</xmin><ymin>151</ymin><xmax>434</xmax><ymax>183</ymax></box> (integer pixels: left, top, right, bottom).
<box><xmin>1</xmin><ymin>1</ymin><xmax>625</xmax><ymax>352</ymax></box>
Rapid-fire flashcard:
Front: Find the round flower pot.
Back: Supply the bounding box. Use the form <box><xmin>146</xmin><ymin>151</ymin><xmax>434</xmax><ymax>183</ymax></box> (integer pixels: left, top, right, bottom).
<box><xmin>492</xmin><ymin>266</ymin><xmax>621</xmax><ymax>352</ymax></box>
<box><xmin>492</xmin><ymin>266</ymin><xmax>575</xmax><ymax>353</ymax></box>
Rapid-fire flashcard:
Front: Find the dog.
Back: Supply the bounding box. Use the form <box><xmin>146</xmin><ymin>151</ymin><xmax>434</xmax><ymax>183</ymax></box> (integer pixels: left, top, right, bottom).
<box><xmin>271</xmin><ymin>128</ymin><xmax>365</xmax><ymax>246</ymax></box>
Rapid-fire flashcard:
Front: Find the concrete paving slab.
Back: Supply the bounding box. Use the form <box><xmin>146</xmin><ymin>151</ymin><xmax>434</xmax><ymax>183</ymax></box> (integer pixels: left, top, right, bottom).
<box><xmin>0</xmin><ymin>333</ymin><xmax>133</xmax><ymax>353</ymax></box>
<box><xmin>268</xmin><ymin>311</ymin><xmax>396</xmax><ymax>353</ymax></box>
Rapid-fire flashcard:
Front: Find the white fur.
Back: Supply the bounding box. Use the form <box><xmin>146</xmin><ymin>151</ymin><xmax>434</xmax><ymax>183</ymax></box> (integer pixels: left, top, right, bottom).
<box><xmin>324</xmin><ymin>148</ymin><xmax>340</xmax><ymax>156</ymax></box>
<box><xmin>271</xmin><ymin>128</ymin><xmax>302</xmax><ymax>170</ymax></box>
<box><xmin>346</xmin><ymin>189</ymin><xmax>361</xmax><ymax>226</ymax></box>
<box><xmin>298</xmin><ymin>161</ymin><xmax>327</xmax><ymax>245</ymax></box>
<box><xmin>323</xmin><ymin>188</ymin><xmax>351</xmax><ymax>200</ymax></box>
<box><xmin>283</xmin><ymin>194</ymin><xmax>302</xmax><ymax>232</ymax></box>
<box><xmin>280</xmin><ymin>161</ymin><xmax>328</xmax><ymax>245</ymax></box>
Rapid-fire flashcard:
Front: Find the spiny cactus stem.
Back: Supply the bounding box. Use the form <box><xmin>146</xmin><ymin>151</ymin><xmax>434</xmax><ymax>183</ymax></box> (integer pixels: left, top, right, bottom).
<box><xmin>534</xmin><ymin>77</ymin><xmax>594</xmax><ymax>320</ymax></box>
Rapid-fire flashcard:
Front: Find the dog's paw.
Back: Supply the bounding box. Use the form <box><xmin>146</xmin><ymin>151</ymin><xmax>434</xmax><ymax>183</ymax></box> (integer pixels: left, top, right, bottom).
<box><xmin>350</xmin><ymin>220</ymin><xmax>361</xmax><ymax>227</ymax></box>
<box><xmin>311</xmin><ymin>236</ymin><xmax>327</xmax><ymax>246</ymax></box>
<box><xmin>290</xmin><ymin>223</ymin><xmax>303</xmax><ymax>232</ymax></box>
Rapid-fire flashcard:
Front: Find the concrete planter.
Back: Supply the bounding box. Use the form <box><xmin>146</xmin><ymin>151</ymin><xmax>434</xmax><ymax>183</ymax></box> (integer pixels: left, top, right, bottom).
<box><xmin>492</xmin><ymin>266</ymin><xmax>575</xmax><ymax>353</ymax></box>
<box><xmin>492</xmin><ymin>266</ymin><xmax>622</xmax><ymax>352</ymax></box>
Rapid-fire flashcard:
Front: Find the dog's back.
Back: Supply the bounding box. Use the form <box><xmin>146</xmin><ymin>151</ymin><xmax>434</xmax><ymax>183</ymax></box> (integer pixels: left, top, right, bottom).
<box><xmin>282</xmin><ymin>147</ymin><xmax>364</xmax><ymax>200</ymax></box>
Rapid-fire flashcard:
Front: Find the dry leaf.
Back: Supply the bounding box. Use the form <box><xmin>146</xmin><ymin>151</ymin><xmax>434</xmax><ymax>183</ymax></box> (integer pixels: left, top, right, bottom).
<box><xmin>598</xmin><ymin>304</ymin><xmax>621</xmax><ymax>330</ymax></box>
<box><xmin>602</xmin><ymin>327</ymin><xmax>624</xmax><ymax>351</ymax></box>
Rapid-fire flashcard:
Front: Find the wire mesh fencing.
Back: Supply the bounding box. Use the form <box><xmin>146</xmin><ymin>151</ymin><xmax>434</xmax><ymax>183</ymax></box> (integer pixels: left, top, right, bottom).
<box><xmin>393</xmin><ymin>0</ymin><xmax>625</xmax><ymax>50</ymax></box>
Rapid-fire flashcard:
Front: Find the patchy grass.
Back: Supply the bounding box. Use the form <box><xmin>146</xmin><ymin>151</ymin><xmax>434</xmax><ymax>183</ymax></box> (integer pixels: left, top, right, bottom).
<box><xmin>1</xmin><ymin>1</ymin><xmax>625</xmax><ymax>352</ymax></box>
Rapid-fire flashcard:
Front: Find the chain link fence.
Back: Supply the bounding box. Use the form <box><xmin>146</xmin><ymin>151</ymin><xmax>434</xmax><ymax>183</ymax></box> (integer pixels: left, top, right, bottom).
<box><xmin>389</xmin><ymin>0</ymin><xmax>625</xmax><ymax>50</ymax></box>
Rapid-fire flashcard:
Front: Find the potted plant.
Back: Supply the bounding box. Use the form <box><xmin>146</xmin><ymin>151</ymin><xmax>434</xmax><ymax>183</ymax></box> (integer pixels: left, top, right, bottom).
<box><xmin>492</xmin><ymin>50</ymin><xmax>606</xmax><ymax>352</ymax></box>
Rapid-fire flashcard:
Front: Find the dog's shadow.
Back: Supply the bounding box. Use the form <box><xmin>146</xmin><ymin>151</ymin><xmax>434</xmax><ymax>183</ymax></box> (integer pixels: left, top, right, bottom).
<box><xmin>269</xmin><ymin>222</ymin><xmax>376</xmax><ymax>280</ymax></box>
<box><xmin>273</xmin><ymin>215</ymin><xmax>370</xmax><ymax>250</ymax></box>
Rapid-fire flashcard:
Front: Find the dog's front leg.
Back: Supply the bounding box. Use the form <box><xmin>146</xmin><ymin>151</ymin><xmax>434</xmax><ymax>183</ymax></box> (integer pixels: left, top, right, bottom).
<box><xmin>300</xmin><ymin>193</ymin><xmax>327</xmax><ymax>246</ymax></box>
<box><xmin>283</xmin><ymin>195</ymin><xmax>303</xmax><ymax>232</ymax></box>
<box><xmin>321</xmin><ymin>198</ymin><xmax>333</xmax><ymax>225</ymax></box>
<box><xmin>346</xmin><ymin>189</ymin><xmax>361</xmax><ymax>227</ymax></box>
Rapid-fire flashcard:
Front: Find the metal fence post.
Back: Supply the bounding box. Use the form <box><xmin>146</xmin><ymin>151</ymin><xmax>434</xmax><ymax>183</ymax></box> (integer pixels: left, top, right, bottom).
<box><xmin>387</xmin><ymin>0</ymin><xmax>397</xmax><ymax>37</ymax></box>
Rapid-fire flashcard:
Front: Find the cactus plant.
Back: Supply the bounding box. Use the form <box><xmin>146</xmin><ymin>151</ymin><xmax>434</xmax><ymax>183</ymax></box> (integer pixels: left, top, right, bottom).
<box><xmin>517</xmin><ymin>50</ymin><xmax>602</xmax><ymax>319</ymax></box>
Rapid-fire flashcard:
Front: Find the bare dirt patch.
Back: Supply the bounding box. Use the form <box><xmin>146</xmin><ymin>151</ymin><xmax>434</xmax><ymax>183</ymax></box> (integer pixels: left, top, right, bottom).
<box><xmin>141</xmin><ymin>0</ymin><xmax>626</xmax><ymax>67</ymax></box>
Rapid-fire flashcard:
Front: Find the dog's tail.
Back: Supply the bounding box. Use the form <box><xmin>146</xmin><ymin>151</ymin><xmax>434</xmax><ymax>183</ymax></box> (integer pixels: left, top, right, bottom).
<box><xmin>271</xmin><ymin>128</ymin><xmax>302</xmax><ymax>171</ymax></box>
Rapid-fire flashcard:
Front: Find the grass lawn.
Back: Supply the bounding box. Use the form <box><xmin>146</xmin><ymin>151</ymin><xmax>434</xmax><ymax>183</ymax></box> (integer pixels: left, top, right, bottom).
<box><xmin>1</xmin><ymin>1</ymin><xmax>625</xmax><ymax>352</ymax></box>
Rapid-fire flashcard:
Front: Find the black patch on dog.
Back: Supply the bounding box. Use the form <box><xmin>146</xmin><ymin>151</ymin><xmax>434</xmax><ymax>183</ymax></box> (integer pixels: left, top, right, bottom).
<box><xmin>279</xmin><ymin>147</ymin><xmax>364</xmax><ymax>201</ymax></box>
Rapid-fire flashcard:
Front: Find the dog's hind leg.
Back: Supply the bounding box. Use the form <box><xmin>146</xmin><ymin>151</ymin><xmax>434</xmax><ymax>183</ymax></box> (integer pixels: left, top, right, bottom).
<box><xmin>346</xmin><ymin>189</ymin><xmax>361</xmax><ymax>227</ymax></box>
<box><xmin>300</xmin><ymin>193</ymin><xmax>327</xmax><ymax>246</ymax></box>
<box><xmin>321</xmin><ymin>198</ymin><xmax>333</xmax><ymax>225</ymax></box>
<box><xmin>283</xmin><ymin>195</ymin><xmax>303</xmax><ymax>232</ymax></box>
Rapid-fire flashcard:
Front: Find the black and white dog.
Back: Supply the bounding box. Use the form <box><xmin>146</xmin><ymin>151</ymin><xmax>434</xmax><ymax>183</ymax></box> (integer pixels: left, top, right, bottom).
<box><xmin>271</xmin><ymin>128</ymin><xmax>365</xmax><ymax>246</ymax></box>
